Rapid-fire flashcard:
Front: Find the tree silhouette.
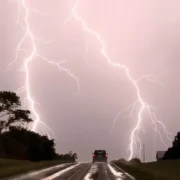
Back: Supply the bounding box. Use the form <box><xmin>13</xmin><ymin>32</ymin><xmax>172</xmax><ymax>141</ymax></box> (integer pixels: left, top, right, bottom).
<box><xmin>56</xmin><ymin>151</ymin><xmax>78</xmax><ymax>161</ymax></box>
<box><xmin>0</xmin><ymin>91</ymin><xmax>77</xmax><ymax>162</ymax></box>
<box><xmin>0</xmin><ymin>126</ymin><xmax>57</xmax><ymax>161</ymax></box>
<box><xmin>163</xmin><ymin>132</ymin><xmax>180</xmax><ymax>160</ymax></box>
<box><xmin>0</xmin><ymin>91</ymin><xmax>32</xmax><ymax>133</ymax></box>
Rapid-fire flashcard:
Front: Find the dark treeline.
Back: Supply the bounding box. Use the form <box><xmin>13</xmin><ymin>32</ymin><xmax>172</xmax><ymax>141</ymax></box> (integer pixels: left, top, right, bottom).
<box><xmin>0</xmin><ymin>91</ymin><xmax>77</xmax><ymax>162</ymax></box>
<box><xmin>163</xmin><ymin>132</ymin><xmax>180</xmax><ymax>160</ymax></box>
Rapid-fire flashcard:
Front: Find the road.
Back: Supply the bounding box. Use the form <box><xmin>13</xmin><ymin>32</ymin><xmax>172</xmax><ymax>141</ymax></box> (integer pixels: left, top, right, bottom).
<box><xmin>7</xmin><ymin>162</ymin><xmax>134</xmax><ymax>180</ymax></box>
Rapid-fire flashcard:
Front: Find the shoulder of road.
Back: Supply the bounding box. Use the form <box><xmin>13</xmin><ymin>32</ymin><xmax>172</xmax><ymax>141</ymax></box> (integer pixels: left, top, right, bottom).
<box><xmin>113</xmin><ymin>159</ymin><xmax>180</xmax><ymax>180</ymax></box>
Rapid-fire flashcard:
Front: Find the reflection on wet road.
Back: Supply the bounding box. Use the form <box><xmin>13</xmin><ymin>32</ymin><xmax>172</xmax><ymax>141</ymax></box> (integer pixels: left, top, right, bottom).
<box><xmin>7</xmin><ymin>162</ymin><xmax>135</xmax><ymax>180</ymax></box>
<box><xmin>84</xmin><ymin>163</ymin><xmax>133</xmax><ymax>180</ymax></box>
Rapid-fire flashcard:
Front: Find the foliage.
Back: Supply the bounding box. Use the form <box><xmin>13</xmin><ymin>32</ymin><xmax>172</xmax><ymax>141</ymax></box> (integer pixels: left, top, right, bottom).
<box><xmin>163</xmin><ymin>132</ymin><xmax>180</xmax><ymax>160</ymax></box>
<box><xmin>129</xmin><ymin>158</ymin><xmax>142</xmax><ymax>164</ymax></box>
<box><xmin>56</xmin><ymin>151</ymin><xmax>77</xmax><ymax>162</ymax></box>
<box><xmin>0</xmin><ymin>91</ymin><xmax>78</xmax><ymax>162</ymax></box>
<box><xmin>0</xmin><ymin>91</ymin><xmax>32</xmax><ymax>132</ymax></box>
<box><xmin>0</xmin><ymin>126</ymin><xmax>56</xmax><ymax>161</ymax></box>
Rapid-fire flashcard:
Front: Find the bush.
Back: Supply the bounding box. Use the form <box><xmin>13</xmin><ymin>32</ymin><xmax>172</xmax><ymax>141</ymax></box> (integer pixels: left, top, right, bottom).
<box><xmin>0</xmin><ymin>90</ymin><xmax>78</xmax><ymax>163</ymax></box>
<box><xmin>116</xmin><ymin>158</ymin><xmax>127</xmax><ymax>164</ymax></box>
<box><xmin>129</xmin><ymin>158</ymin><xmax>142</xmax><ymax>165</ymax></box>
<box><xmin>0</xmin><ymin>127</ymin><xmax>56</xmax><ymax>161</ymax></box>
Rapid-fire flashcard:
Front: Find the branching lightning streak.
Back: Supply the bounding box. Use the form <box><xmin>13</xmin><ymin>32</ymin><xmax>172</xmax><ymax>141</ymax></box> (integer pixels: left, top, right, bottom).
<box><xmin>69</xmin><ymin>0</ymin><xmax>171</xmax><ymax>159</ymax></box>
<box><xmin>7</xmin><ymin>0</ymin><xmax>80</xmax><ymax>138</ymax></box>
<box><xmin>136</xmin><ymin>74</ymin><xmax>164</xmax><ymax>86</ymax></box>
<box><xmin>109</xmin><ymin>103</ymin><xmax>136</xmax><ymax>135</ymax></box>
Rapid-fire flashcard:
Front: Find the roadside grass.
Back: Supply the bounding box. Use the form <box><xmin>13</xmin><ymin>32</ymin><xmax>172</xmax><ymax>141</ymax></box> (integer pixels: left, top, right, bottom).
<box><xmin>0</xmin><ymin>158</ymin><xmax>72</xmax><ymax>179</ymax></box>
<box><xmin>114</xmin><ymin>159</ymin><xmax>180</xmax><ymax>180</ymax></box>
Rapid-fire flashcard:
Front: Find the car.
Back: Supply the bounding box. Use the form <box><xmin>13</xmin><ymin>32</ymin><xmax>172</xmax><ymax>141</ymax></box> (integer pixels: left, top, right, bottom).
<box><xmin>92</xmin><ymin>150</ymin><xmax>108</xmax><ymax>163</ymax></box>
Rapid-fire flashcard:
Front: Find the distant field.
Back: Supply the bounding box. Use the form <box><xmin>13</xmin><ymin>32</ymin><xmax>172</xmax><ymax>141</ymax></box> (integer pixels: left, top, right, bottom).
<box><xmin>0</xmin><ymin>158</ymin><xmax>72</xmax><ymax>179</ymax></box>
<box><xmin>114</xmin><ymin>159</ymin><xmax>180</xmax><ymax>180</ymax></box>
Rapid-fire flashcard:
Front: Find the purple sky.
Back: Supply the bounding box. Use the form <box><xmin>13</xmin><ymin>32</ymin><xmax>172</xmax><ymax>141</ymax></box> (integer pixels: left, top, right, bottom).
<box><xmin>1</xmin><ymin>0</ymin><xmax>180</xmax><ymax>162</ymax></box>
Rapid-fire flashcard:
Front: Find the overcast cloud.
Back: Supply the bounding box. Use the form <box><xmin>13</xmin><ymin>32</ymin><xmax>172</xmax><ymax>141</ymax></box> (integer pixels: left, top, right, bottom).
<box><xmin>1</xmin><ymin>0</ymin><xmax>180</xmax><ymax>162</ymax></box>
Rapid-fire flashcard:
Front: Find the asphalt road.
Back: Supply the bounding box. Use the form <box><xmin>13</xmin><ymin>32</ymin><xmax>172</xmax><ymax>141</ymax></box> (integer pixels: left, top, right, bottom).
<box><xmin>7</xmin><ymin>162</ymin><xmax>134</xmax><ymax>180</ymax></box>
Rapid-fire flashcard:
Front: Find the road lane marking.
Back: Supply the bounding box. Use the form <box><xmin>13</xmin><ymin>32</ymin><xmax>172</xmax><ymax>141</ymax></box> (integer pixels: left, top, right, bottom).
<box><xmin>84</xmin><ymin>164</ymin><xmax>98</xmax><ymax>180</ymax></box>
<box><xmin>7</xmin><ymin>163</ymin><xmax>73</xmax><ymax>180</ymax></box>
<box><xmin>41</xmin><ymin>163</ymin><xmax>80</xmax><ymax>180</ymax></box>
<box><xmin>108</xmin><ymin>163</ymin><xmax>136</xmax><ymax>180</ymax></box>
<box><xmin>108</xmin><ymin>164</ymin><xmax>124</xmax><ymax>177</ymax></box>
<box><xmin>67</xmin><ymin>165</ymin><xmax>84</xmax><ymax>180</ymax></box>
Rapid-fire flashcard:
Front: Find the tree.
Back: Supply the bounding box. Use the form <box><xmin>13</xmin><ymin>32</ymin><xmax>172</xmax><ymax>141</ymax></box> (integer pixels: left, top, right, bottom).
<box><xmin>163</xmin><ymin>132</ymin><xmax>180</xmax><ymax>160</ymax></box>
<box><xmin>0</xmin><ymin>91</ymin><xmax>32</xmax><ymax>133</ymax></box>
<box><xmin>55</xmin><ymin>151</ymin><xmax>78</xmax><ymax>162</ymax></box>
<box><xmin>0</xmin><ymin>90</ymin><xmax>77</xmax><ymax>162</ymax></box>
<box><xmin>0</xmin><ymin>126</ymin><xmax>57</xmax><ymax>161</ymax></box>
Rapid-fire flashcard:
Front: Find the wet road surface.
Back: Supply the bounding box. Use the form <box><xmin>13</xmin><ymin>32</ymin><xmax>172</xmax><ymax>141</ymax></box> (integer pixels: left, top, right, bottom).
<box><xmin>7</xmin><ymin>162</ymin><xmax>134</xmax><ymax>180</ymax></box>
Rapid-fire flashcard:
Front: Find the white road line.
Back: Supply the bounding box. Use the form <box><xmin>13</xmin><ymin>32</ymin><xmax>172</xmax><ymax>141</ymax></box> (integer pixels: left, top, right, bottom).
<box><xmin>41</xmin><ymin>163</ymin><xmax>80</xmax><ymax>180</ymax></box>
<box><xmin>8</xmin><ymin>163</ymin><xmax>72</xmax><ymax>180</ymax></box>
<box><xmin>83</xmin><ymin>164</ymin><xmax>98</xmax><ymax>180</ymax></box>
<box><xmin>108</xmin><ymin>163</ymin><xmax>136</xmax><ymax>180</ymax></box>
<box><xmin>108</xmin><ymin>164</ymin><xmax>124</xmax><ymax>178</ymax></box>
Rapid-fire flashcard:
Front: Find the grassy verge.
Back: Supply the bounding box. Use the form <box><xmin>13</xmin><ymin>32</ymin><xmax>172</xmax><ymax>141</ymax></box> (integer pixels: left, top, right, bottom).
<box><xmin>0</xmin><ymin>158</ymin><xmax>73</xmax><ymax>179</ymax></box>
<box><xmin>114</xmin><ymin>159</ymin><xmax>180</xmax><ymax>180</ymax></box>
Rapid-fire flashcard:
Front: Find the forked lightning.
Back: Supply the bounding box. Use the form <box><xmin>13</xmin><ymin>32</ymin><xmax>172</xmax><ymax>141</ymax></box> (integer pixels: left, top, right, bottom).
<box><xmin>7</xmin><ymin>0</ymin><xmax>171</xmax><ymax>159</ymax></box>
<box><xmin>68</xmin><ymin>0</ymin><xmax>171</xmax><ymax>159</ymax></box>
<box><xmin>6</xmin><ymin>0</ymin><xmax>80</xmax><ymax>138</ymax></box>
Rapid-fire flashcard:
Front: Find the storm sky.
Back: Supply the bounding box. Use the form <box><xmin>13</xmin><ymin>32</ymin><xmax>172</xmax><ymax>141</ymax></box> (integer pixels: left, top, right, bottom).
<box><xmin>1</xmin><ymin>0</ymin><xmax>180</xmax><ymax>162</ymax></box>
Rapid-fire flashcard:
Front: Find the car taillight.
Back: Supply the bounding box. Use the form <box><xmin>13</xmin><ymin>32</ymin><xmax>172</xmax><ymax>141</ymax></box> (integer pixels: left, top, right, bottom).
<box><xmin>106</xmin><ymin>153</ymin><xmax>108</xmax><ymax>158</ymax></box>
<box><xmin>92</xmin><ymin>153</ymin><xmax>95</xmax><ymax>157</ymax></box>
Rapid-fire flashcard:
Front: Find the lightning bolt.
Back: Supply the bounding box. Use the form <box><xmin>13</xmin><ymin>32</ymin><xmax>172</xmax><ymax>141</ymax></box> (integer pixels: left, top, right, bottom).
<box><xmin>67</xmin><ymin>0</ymin><xmax>171</xmax><ymax>160</ymax></box>
<box><xmin>6</xmin><ymin>0</ymin><xmax>80</xmax><ymax>138</ymax></box>
<box><xmin>6</xmin><ymin>0</ymin><xmax>171</xmax><ymax>159</ymax></box>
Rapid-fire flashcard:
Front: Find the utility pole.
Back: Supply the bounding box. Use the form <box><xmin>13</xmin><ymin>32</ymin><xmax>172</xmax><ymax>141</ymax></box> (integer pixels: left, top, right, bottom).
<box><xmin>142</xmin><ymin>143</ymin><xmax>145</xmax><ymax>163</ymax></box>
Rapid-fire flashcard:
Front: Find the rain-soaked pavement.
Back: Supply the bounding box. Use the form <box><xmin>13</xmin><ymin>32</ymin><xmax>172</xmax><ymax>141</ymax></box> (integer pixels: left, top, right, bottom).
<box><xmin>6</xmin><ymin>162</ymin><xmax>135</xmax><ymax>180</ymax></box>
